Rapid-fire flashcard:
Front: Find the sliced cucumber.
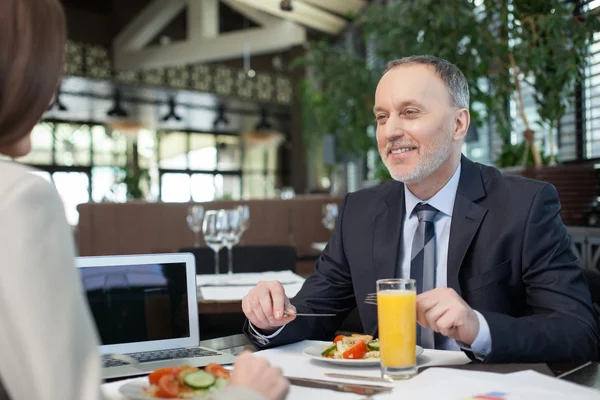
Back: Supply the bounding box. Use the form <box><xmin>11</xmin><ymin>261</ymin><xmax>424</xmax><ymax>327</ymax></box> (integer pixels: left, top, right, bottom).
<box><xmin>183</xmin><ymin>370</ymin><xmax>215</xmax><ymax>389</ymax></box>
<box><xmin>367</xmin><ymin>340</ymin><xmax>380</xmax><ymax>351</ymax></box>
<box><xmin>208</xmin><ymin>378</ymin><xmax>229</xmax><ymax>393</ymax></box>
<box><xmin>321</xmin><ymin>343</ymin><xmax>337</xmax><ymax>356</ymax></box>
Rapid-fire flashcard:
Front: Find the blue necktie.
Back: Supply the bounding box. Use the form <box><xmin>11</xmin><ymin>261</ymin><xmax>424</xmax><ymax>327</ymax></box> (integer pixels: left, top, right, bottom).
<box><xmin>410</xmin><ymin>203</ymin><xmax>438</xmax><ymax>349</ymax></box>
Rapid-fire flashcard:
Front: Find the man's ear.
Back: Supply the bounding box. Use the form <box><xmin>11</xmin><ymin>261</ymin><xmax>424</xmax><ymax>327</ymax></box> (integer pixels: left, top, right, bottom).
<box><xmin>453</xmin><ymin>109</ymin><xmax>470</xmax><ymax>141</ymax></box>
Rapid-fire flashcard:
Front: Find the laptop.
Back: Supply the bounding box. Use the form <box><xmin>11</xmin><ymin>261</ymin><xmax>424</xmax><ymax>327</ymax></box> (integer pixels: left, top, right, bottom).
<box><xmin>76</xmin><ymin>252</ymin><xmax>236</xmax><ymax>380</ymax></box>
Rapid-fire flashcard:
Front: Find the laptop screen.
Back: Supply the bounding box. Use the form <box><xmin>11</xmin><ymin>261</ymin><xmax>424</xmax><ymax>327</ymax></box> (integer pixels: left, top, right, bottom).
<box><xmin>80</xmin><ymin>262</ymin><xmax>190</xmax><ymax>346</ymax></box>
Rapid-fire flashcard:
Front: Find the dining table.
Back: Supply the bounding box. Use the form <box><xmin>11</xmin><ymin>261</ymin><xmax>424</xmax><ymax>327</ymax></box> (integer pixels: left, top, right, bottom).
<box><xmin>101</xmin><ymin>334</ymin><xmax>600</xmax><ymax>399</ymax></box>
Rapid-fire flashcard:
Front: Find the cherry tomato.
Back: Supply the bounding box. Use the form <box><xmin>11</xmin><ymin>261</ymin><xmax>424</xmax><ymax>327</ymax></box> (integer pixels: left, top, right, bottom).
<box><xmin>148</xmin><ymin>367</ymin><xmax>182</xmax><ymax>385</ymax></box>
<box><xmin>157</xmin><ymin>374</ymin><xmax>179</xmax><ymax>398</ymax></box>
<box><xmin>333</xmin><ymin>335</ymin><xmax>345</xmax><ymax>343</ymax></box>
<box><xmin>342</xmin><ymin>340</ymin><xmax>367</xmax><ymax>359</ymax></box>
<box><xmin>205</xmin><ymin>363</ymin><xmax>230</xmax><ymax>379</ymax></box>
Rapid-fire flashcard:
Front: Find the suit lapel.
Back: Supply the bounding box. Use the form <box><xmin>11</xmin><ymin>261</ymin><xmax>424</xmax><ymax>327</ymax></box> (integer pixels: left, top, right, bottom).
<box><xmin>447</xmin><ymin>157</ymin><xmax>488</xmax><ymax>297</ymax></box>
<box><xmin>369</xmin><ymin>182</ymin><xmax>404</xmax><ymax>336</ymax></box>
<box><xmin>373</xmin><ymin>182</ymin><xmax>405</xmax><ymax>283</ymax></box>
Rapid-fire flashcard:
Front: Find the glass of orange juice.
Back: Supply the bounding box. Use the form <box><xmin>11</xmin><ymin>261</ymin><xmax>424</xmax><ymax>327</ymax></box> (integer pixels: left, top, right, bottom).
<box><xmin>377</xmin><ymin>278</ymin><xmax>417</xmax><ymax>380</ymax></box>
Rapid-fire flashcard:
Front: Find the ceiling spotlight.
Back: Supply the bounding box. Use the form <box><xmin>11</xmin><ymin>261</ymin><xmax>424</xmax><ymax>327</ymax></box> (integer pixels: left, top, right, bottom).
<box><xmin>240</xmin><ymin>107</ymin><xmax>285</xmax><ymax>149</ymax></box>
<box><xmin>161</xmin><ymin>96</ymin><xmax>182</xmax><ymax>122</ymax></box>
<box><xmin>213</xmin><ymin>103</ymin><xmax>230</xmax><ymax>128</ymax></box>
<box><xmin>280</xmin><ymin>0</ymin><xmax>293</xmax><ymax>11</ymax></box>
<box><xmin>106</xmin><ymin>89</ymin><xmax>129</xmax><ymax>118</ymax></box>
<box><xmin>255</xmin><ymin>107</ymin><xmax>273</xmax><ymax>130</ymax></box>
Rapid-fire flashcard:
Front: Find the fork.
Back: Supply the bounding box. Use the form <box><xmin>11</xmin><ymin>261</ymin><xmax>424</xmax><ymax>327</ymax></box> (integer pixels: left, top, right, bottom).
<box><xmin>365</xmin><ymin>293</ymin><xmax>377</xmax><ymax>305</ymax></box>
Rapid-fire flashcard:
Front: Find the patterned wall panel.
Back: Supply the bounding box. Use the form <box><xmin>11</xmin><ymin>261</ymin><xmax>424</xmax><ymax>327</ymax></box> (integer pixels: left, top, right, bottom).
<box><xmin>213</xmin><ymin>66</ymin><xmax>235</xmax><ymax>96</ymax></box>
<box><xmin>166</xmin><ymin>65</ymin><xmax>190</xmax><ymax>89</ymax></box>
<box><xmin>64</xmin><ymin>41</ymin><xmax>293</xmax><ymax>105</ymax></box>
<box><xmin>65</xmin><ymin>41</ymin><xmax>84</xmax><ymax>76</ymax></box>
<box><xmin>236</xmin><ymin>73</ymin><xmax>254</xmax><ymax>100</ymax></box>
<box><xmin>86</xmin><ymin>45</ymin><xmax>112</xmax><ymax>80</ymax></box>
<box><xmin>142</xmin><ymin>68</ymin><xmax>165</xmax><ymax>86</ymax></box>
<box><xmin>255</xmin><ymin>74</ymin><xmax>274</xmax><ymax>102</ymax></box>
<box><xmin>190</xmin><ymin>64</ymin><xmax>212</xmax><ymax>92</ymax></box>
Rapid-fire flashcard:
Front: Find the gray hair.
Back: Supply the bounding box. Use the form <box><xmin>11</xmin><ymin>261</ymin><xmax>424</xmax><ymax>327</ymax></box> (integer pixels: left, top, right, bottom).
<box><xmin>384</xmin><ymin>56</ymin><xmax>469</xmax><ymax>110</ymax></box>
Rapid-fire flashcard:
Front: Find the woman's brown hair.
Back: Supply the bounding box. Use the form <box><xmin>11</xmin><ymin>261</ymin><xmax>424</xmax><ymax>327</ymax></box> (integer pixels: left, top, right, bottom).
<box><xmin>0</xmin><ymin>0</ymin><xmax>66</xmax><ymax>147</ymax></box>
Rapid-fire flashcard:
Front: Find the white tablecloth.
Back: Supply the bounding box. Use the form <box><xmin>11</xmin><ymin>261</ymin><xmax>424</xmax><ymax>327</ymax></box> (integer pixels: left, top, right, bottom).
<box><xmin>196</xmin><ymin>271</ymin><xmax>305</xmax><ymax>301</ymax></box>
<box><xmin>101</xmin><ymin>340</ymin><xmax>471</xmax><ymax>400</ymax></box>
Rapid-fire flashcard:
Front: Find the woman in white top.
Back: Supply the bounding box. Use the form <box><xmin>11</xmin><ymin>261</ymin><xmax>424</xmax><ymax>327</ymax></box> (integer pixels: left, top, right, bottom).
<box><xmin>0</xmin><ymin>1</ymin><xmax>288</xmax><ymax>399</ymax></box>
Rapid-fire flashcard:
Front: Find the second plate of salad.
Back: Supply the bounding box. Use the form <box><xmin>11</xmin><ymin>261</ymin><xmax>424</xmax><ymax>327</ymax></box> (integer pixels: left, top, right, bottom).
<box><xmin>303</xmin><ymin>334</ymin><xmax>423</xmax><ymax>366</ymax></box>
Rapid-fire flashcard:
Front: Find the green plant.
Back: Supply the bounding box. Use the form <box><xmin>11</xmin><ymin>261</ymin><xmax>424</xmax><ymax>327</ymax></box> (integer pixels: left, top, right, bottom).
<box><xmin>297</xmin><ymin>0</ymin><xmax>599</xmax><ymax>173</ymax></box>
<box><xmin>117</xmin><ymin>165</ymin><xmax>149</xmax><ymax>200</ymax></box>
<box><xmin>374</xmin><ymin>158</ymin><xmax>392</xmax><ymax>182</ymax></box>
<box><xmin>495</xmin><ymin>141</ymin><xmax>553</xmax><ymax>168</ymax></box>
<box><xmin>294</xmin><ymin>40</ymin><xmax>378</xmax><ymax>157</ymax></box>
<box><xmin>507</xmin><ymin>0</ymin><xmax>599</xmax><ymax>164</ymax></box>
<box><xmin>363</xmin><ymin>0</ymin><xmax>498</xmax><ymax>134</ymax></box>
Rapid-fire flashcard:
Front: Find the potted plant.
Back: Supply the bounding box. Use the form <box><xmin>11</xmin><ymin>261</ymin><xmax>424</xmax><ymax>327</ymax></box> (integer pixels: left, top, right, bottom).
<box><xmin>297</xmin><ymin>0</ymin><xmax>599</xmax><ymax>176</ymax></box>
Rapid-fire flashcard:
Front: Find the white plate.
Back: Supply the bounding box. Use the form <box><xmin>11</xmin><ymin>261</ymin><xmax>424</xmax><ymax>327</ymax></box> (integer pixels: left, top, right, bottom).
<box><xmin>303</xmin><ymin>344</ymin><xmax>424</xmax><ymax>366</ymax></box>
<box><xmin>119</xmin><ymin>380</ymin><xmax>224</xmax><ymax>399</ymax></box>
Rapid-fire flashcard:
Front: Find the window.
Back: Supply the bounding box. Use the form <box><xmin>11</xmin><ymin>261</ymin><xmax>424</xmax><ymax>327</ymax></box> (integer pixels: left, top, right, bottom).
<box><xmin>157</xmin><ymin>130</ymin><xmax>244</xmax><ymax>202</ymax></box>
<box><xmin>242</xmin><ymin>143</ymin><xmax>278</xmax><ymax>199</ymax></box>
<box><xmin>17</xmin><ymin>121</ymin><xmax>281</xmax><ymax>224</ymax></box>
<box><xmin>585</xmin><ymin>29</ymin><xmax>600</xmax><ymax>158</ymax></box>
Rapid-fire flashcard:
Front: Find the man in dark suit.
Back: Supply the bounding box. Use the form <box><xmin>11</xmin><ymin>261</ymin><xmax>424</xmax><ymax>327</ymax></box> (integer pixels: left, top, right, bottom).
<box><xmin>241</xmin><ymin>55</ymin><xmax>599</xmax><ymax>363</ymax></box>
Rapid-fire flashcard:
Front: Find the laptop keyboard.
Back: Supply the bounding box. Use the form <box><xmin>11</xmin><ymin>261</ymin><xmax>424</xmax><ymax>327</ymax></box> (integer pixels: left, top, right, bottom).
<box><xmin>102</xmin><ymin>347</ymin><xmax>221</xmax><ymax>368</ymax></box>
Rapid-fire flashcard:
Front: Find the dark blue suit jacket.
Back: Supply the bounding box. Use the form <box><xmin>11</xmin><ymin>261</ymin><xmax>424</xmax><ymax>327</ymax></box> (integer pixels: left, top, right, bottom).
<box><xmin>244</xmin><ymin>156</ymin><xmax>600</xmax><ymax>363</ymax></box>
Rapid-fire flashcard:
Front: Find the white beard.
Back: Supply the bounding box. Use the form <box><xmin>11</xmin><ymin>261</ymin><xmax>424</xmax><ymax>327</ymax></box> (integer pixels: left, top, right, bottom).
<box><xmin>384</xmin><ymin>128</ymin><xmax>454</xmax><ymax>183</ymax></box>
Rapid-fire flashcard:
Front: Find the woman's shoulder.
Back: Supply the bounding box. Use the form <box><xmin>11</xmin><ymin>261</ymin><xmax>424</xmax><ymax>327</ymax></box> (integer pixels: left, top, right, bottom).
<box><xmin>0</xmin><ymin>160</ymin><xmax>57</xmax><ymax>202</ymax></box>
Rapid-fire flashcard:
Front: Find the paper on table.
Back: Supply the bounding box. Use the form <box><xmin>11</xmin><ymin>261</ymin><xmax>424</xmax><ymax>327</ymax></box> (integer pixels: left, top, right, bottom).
<box><xmin>376</xmin><ymin>368</ymin><xmax>600</xmax><ymax>400</ymax></box>
<box><xmin>196</xmin><ymin>271</ymin><xmax>305</xmax><ymax>287</ymax></box>
<box><xmin>506</xmin><ymin>370</ymin><xmax>600</xmax><ymax>397</ymax></box>
<box><xmin>199</xmin><ymin>282</ymin><xmax>304</xmax><ymax>301</ymax></box>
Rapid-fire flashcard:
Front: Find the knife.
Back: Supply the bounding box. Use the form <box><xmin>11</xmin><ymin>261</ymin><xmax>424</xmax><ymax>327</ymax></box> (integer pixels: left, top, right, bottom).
<box><xmin>287</xmin><ymin>376</ymin><xmax>393</xmax><ymax>395</ymax></box>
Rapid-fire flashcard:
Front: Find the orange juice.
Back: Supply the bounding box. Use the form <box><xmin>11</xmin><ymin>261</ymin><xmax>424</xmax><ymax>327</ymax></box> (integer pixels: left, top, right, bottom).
<box><xmin>377</xmin><ymin>289</ymin><xmax>416</xmax><ymax>367</ymax></box>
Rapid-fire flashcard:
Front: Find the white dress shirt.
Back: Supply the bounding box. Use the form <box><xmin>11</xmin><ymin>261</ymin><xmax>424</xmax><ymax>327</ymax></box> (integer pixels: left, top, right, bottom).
<box><xmin>252</xmin><ymin>164</ymin><xmax>491</xmax><ymax>357</ymax></box>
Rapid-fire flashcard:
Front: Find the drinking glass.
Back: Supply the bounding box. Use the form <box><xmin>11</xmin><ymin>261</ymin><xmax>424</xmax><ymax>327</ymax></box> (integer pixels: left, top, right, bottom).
<box><xmin>322</xmin><ymin>203</ymin><xmax>338</xmax><ymax>231</ymax></box>
<box><xmin>377</xmin><ymin>278</ymin><xmax>417</xmax><ymax>380</ymax></box>
<box><xmin>186</xmin><ymin>204</ymin><xmax>205</xmax><ymax>247</ymax></box>
<box><xmin>237</xmin><ymin>205</ymin><xmax>250</xmax><ymax>238</ymax></box>
<box><xmin>202</xmin><ymin>210</ymin><xmax>225</xmax><ymax>275</ymax></box>
<box><xmin>220</xmin><ymin>209</ymin><xmax>243</xmax><ymax>275</ymax></box>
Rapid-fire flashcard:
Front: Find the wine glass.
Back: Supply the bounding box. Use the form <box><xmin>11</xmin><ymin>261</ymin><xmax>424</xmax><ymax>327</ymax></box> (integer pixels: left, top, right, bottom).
<box><xmin>186</xmin><ymin>204</ymin><xmax>205</xmax><ymax>247</ymax></box>
<box><xmin>237</xmin><ymin>205</ymin><xmax>250</xmax><ymax>241</ymax></box>
<box><xmin>220</xmin><ymin>209</ymin><xmax>243</xmax><ymax>275</ymax></box>
<box><xmin>202</xmin><ymin>210</ymin><xmax>225</xmax><ymax>275</ymax></box>
<box><xmin>322</xmin><ymin>203</ymin><xmax>338</xmax><ymax>232</ymax></box>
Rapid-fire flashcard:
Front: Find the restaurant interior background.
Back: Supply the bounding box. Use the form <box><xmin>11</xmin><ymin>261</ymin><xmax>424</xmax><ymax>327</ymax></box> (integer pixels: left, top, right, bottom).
<box><xmin>4</xmin><ymin>0</ymin><xmax>600</xmax><ymax>296</ymax></box>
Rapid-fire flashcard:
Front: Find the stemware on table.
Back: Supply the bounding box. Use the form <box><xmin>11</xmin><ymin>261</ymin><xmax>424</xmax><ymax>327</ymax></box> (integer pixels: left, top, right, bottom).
<box><xmin>322</xmin><ymin>203</ymin><xmax>338</xmax><ymax>231</ymax></box>
<box><xmin>202</xmin><ymin>210</ymin><xmax>225</xmax><ymax>275</ymax></box>
<box><xmin>186</xmin><ymin>204</ymin><xmax>205</xmax><ymax>247</ymax></box>
<box><xmin>220</xmin><ymin>209</ymin><xmax>243</xmax><ymax>275</ymax></box>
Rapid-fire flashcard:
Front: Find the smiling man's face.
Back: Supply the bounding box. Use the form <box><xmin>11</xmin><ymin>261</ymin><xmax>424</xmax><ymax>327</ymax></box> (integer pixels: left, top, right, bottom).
<box><xmin>374</xmin><ymin>64</ymin><xmax>460</xmax><ymax>184</ymax></box>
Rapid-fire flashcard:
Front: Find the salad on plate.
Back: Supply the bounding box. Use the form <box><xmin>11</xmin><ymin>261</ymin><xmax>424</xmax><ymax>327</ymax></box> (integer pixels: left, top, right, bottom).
<box><xmin>143</xmin><ymin>364</ymin><xmax>230</xmax><ymax>399</ymax></box>
<box><xmin>320</xmin><ymin>334</ymin><xmax>380</xmax><ymax>360</ymax></box>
